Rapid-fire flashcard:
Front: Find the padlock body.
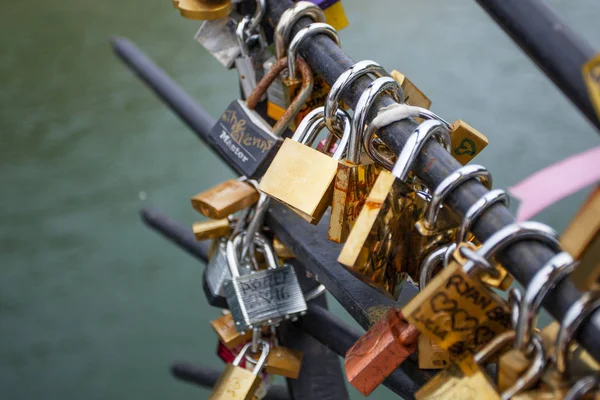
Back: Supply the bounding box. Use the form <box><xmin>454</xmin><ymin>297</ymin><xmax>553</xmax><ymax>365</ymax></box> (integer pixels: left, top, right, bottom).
<box><xmin>208</xmin><ymin>100</ymin><xmax>282</xmax><ymax>179</ymax></box>
<box><xmin>209</xmin><ymin>364</ymin><xmax>261</xmax><ymax>400</ymax></box>
<box><xmin>418</xmin><ymin>335</ymin><xmax>450</xmax><ymax>369</ymax></box>
<box><xmin>449</xmin><ymin>120</ymin><xmax>489</xmax><ymax>165</ymax></box>
<box><xmin>236</xmin><ymin>56</ymin><xmax>259</xmax><ymax>100</ymax></box>
<box><xmin>224</xmin><ymin>265</ymin><xmax>307</xmax><ymax>332</ymax></box>
<box><xmin>193</xmin><ymin>218</ymin><xmax>231</xmax><ymax>241</ymax></box>
<box><xmin>337</xmin><ymin>171</ymin><xmax>412</xmax><ymax>297</ymax></box>
<box><xmin>345</xmin><ymin>308</ymin><xmax>419</xmax><ymax>396</ymax></box>
<box><xmin>402</xmin><ymin>261</ymin><xmax>512</xmax><ymax>360</ymax></box>
<box><xmin>264</xmin><ymin>346</ymin><xmax>303</xmax><ymax>379</ymax></box>
<box><xmin>415</xmin><ymin>352</ymin><xmax>501</xmax><ymax>400</ymax></box>
<box><xmin>259</xmin><ymin>138</ymin><xmax>338</xmax><ymax>224</ymax></box>
<box><xmin>204</xmin><ymin>239</ymin><xmax>231</xmax><ymax>308</ymax></box>
<box><xmin>390</xmin><ymin>70</ymin><xmax>432</xmax><ymax>111</ymax></box>
<box><xmin>211</xmin><ymin>313</ymin><xmax>253</xmax><ymax>350</ymax></box>
<box><xmin>194</xmin><ymin>16</ymin><xmax>241</xmax><ymax>69</ymax></box>
<box><xmin>329</xmin><ymin>160</ymin><xmax>380</xmax><ymax>243</ymax></box>
<box><xmin>191</xmin><ymin>179</ymin><xmax>259</xmax><ymax>219</ymax></box>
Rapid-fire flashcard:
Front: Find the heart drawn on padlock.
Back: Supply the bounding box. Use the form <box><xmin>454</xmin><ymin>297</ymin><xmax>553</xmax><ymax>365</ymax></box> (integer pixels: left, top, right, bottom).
<box><xmin>430</xmin><ymin>292</ymin><xmax>458</xmax><ymax>313</ymax></box>
<box><xmin>454</xmin><ymin>138</ymin><xmax>476</xmax><ymax>156</ymax></box>
<box><xmin>450</xmin><ymin>309</ymin><xmax>478</xmax><ymax>332</ymax></box>
<box><xmin>473</xmin><ymin>325</ymin><xmax>496</xmax><ymax>346</ymax></box>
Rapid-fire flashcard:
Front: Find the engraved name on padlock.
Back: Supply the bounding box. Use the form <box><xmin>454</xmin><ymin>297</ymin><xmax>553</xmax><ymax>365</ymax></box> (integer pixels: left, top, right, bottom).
<box><xmin>224</xmin><ymin>233</ymin><xmax>307</xmax><ymax>332</ymax></box>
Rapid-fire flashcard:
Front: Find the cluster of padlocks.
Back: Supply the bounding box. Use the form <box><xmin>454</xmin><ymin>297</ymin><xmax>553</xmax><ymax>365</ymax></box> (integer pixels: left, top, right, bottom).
<box><xmin>169</xmin><ymin>0</ymin><xmax>600</xmax><ymax>399</ymax></box>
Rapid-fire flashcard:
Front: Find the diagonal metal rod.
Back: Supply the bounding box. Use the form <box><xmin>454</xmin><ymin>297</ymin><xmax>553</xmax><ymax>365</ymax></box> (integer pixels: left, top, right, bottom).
<box><xmin>475</xmin><ymin>0</ymin><xmax>600</xmax><ymax>132</ymax></box>
<box><xmin>263</xmin><ymin>0</ymin><xmax>600</xmax><ymax>364</ymax></box>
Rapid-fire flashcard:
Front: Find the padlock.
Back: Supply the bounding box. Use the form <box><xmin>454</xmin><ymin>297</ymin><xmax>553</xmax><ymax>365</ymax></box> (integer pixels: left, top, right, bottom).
<box><xmin>193</xmin><ymin>218</ymin><xmax>232</xmax><ymax>241</ymax></box>
<box><xmin>273</xmin><ymin>236</ymin><xmax>295</xmax><ymax>260</ymax></box>
<box><xmin>405</xmin><ymin>164</ymin><xmax>493</xmax><ymax>281</ymax></box>
<box><xmin>259</xmin><ymin>106</ymin><xmax>352</xmax><ymax>225</ymax></box>
<box><xmin>212</xmin><ymin>312</ymin><xmax>253</xmax><ymax>350</ymax></box>
<box><xmin>224</xmin><ymin>232</ymin><xmax>307</xmax><ymax>332</ymax></box>
<box><xmin>338</xmin><ymin>119</ymin><xmax>452</xmax><ymax>298</ymax></box>
<box><xmin>328</xmin><ymin>76</ymin><xmax>403</xmax><ymax>243</ymax></box>
<box><xmin>390</xmin><ymin>69</ymin><xmax>431</xmax><ymax>110</ymax></box>
<box><xmin>173</xmin><ymin>0</ymin><xmax>232</xmax><ymax>20</ymax></box>
<box><xmin>363</xmin><ymin>103</ymin><xmax>489</xmax><ymax>170</ymax></box>
<box><xmin>235</xmin><ymin>16</ymin><xmax>271</xmax><ymax>100</ymax></box>
<box><xmin>562</xmin><ymin>186</ymin><xmax>600</xmax><ymax>291</ymax></box>
<box><xmin>563</xmin><ymin>376</ymin><xmax>600</xmax><ymax>400</ymax></box>
<box><xmin>267</xmin><ymin>2</ymin><xmax>325</xmax><ymax>122</ymax></box>
<box><xmin>194</xmin><ymin>14</ymin><xmax>242</xmax><ymax>69</ymax></box>
<box><xmin>344</xmin><ymin>308</ymin><xmax>419</xmax><ymax>396</ymax></box>
<box><xmin>191</xmin><ymin>179</ymin><xmax>259</xmax><ymax>219</ymax></box>
<box><xmin>210</xmin><ymin>340</ymin><xmax>270</xmax><ymax>400</ymax></box>
<box><xmin>415</xmin><ymin>330</ymin><xmax>546</xmax><ymax>400</ymax></box>
<box><xmin>403</xmin><ymin>222</ymin><xmax>561</xmax><ymax>359</ymax></box>
<box><xmin>283</xmin><ymin>23</ymin><xmax>340</xmax><ymax>129</ymax></box>
<box><xmin>207</xmin><ymin>55</ymin><xmax>313</xmax><ymax>178</ymax></box>
<box><xmin>262</xmin><ymin>345</ymin><xmax>303</xmax><ymax>379</ymax></box>
<box><xmin>204</xmin><ymin>237</ymin><xmax>251</xmax><ymax>308</ymax></box>
<box><xmin>452</xmin><ymin>242</ymin><xmax>513</xmax><ymax>291</ymax></box>
<box><xmin>511</xmin><ymin>388</ymin><xmax>568</xmax><ymax>400</ymax></box>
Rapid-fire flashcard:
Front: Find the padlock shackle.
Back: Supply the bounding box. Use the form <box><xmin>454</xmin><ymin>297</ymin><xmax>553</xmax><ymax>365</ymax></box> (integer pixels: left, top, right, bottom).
<box><xmin>364</xmin><ymin>103</ymin><xmax>449</xmax><ymax>171</ymax></box>
<box><xmin>236</xmin><ymin>17</ymin><xmax>252</xmax><ymax>58</ymax></box>
<box><xmin>390</xmin><ymin>119</ymin><xmax>451</xmax><ymax>181</ymax></box>
<box><xmin>246</xmin><ymin>56</ymin><xmax>314</xmax><ymax>137</ymax></box>
<box><xmin>462</xmin><ymin>222</ymin><xmax>562</xmax><ymax>276</ymax></box>
<box><xmin>233</xmin><ymin>339</ymin><xmax>271</xmax><ymax>375</ymax></box>
<box><xmin>325</xmin><ymin>60</ymin><xmax>390</xmax><ymax>134</ymax></box>
<box><xmin>291</xmin><ymin>106</ymin><xmax>352</xmax><ymax>161</ymax></box>
<box><xmin>240</xmin><ymin>180</ymin><xmax>271</xmax><ymax>260</ymax></box>
<box><xmin>418</xmin><ymin>244</ymin><xmax>453</xmax><ymax>289</ymax></box>
<box><xmin>424</xmin><ymin>164</ymin><xmax>493</xmax><ymax>230</ymax></box>
<box><xmin>351</xmin><ymin>77</ymin><xmax>405</xmax><ymax>164</ymax></box>
<box><xmin>288</xmin><ymin>23</ymin><xmax>340</xmax><ymax>80</ymax></box>
<box><xmin>457</xmin><ymin>189</ymin><xmax>510</xmax><ymax>244</ymax></box>
<box><xmin>247</xmin><ymin>0</ymin><xmax>266</xmax><ymax>33</ymax></box>
<box><xmin>555</xmin><ymin>290</ymin><xmax>600</xmax><ymax>379</ymax></box>
<box><xmin>514</xmin><ymin>251</ymin><xmax>576</xmax><ymax>352</ymax></box>
<box><xmin>274</xmin><ymin>1</ymin><xmax>325</xmax><ymax>60</ymax></box>
<box><xmin>564</xmin><ymin>375</ymin><xmax>600</xmax><ymax>400</ymax></box>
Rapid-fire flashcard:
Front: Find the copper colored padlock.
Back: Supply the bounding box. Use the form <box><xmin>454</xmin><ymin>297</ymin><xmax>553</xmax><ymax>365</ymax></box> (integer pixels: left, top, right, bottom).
<box><xmin>344</xmin><ymin>308</ymin><xmax>420</xmax><ymax>396</ymax></box>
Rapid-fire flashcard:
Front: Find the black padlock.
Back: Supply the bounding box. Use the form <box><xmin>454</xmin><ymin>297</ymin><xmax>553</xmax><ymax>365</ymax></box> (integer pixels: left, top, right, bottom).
<box><xmin>207</xmin><ymin>56</ymin><xmax>314</xmax><ymax>179</ymax></box>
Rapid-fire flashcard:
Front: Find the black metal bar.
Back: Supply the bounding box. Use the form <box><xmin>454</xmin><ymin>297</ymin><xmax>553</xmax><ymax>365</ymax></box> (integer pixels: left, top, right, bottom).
<box><xmin>263</xmin><ymin>0</ymin><xmax>600</xmax><ymax>363</ymax></box>
<box><xmin>171</xmin><ymin>362</ymin><xmax>290</xmax><ymax>400</ymax></box>
<box><xmin>138</xmin><ymin>208</ymin><xmax>421</xmax><ymax>396</ymax></box>
<box><xmin>299</xmin><ymin>304</ymin><xmax>435</xmax><ymax>400</ymax></box>
<box><xmin>475</xmin><ymin>0</ymin><xmax>600</xmax><ymax>132</ymax></box>
<box><xmin>140</xmin><ymin>207</ymin><xmax>211</xmax><ymax>262</ymax></box>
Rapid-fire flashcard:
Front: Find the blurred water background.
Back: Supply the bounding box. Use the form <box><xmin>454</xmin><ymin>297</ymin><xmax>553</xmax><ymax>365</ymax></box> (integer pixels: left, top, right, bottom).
<box><xmin>1</xmin><ymin>0</ymin><xmax>599</xmax><ymax>398</ymax></box>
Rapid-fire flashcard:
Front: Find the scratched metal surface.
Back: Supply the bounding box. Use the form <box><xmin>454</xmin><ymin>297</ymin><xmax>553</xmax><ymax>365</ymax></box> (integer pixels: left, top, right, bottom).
<box><xmin>1</xmin><ymin>0</ymin><xmax>599</xmax><ymax>399</ymax></box>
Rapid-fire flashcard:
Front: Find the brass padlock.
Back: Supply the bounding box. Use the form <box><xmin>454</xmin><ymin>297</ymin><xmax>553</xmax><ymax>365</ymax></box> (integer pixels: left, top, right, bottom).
<box><xmin>259</xmin><ymin>106</ymin><xmax>352</xmax><ymax>225</ymax></box>
<box><xmin>338</xmin><ymin>119</ymin><xmax>452</xmax><ymax>298</ymax></box>
<box><xmin>562</xmin><ymin>186</ymin><xmax>600</xmax><ymax>291</ymax></box>
<box><xmin>329</xmin><ymin>76</ymin><xmax>403</xmax><ymax>243</ymax></box>
<box><xmin>390</xmin><ymin>69</ymin><xmax>431</xmax><ymax>110</ymax></box>
<box><xmin>404</xmin><ymin>222</ymin><xmax>560</xmax><ymax>359</ymax></box>
<box><xmin>193</xmin><ymin>218</ymin><xmax>232</xmax><ymax>241</ymax></box>
<box><xmin>211</xmin><ymin>313</ymin><xmax>253</xmax><ymax>350</ymax></box>
<box><xmin>264</xmin><ymin>346</ymin><xmax>303</xmax><ymax>379</ymax></box>
<box><xmin>415</xmin><ymin>330</ymin><xmax>546</xmax><ymax>400</ymax></box>
<box><xmin>210</xmin><ymin>340</ymin><xmax>270</xmax><ymax>400</ymax></box>
<box><xmin>191</xmin><ymin>179</ymin><xmax>259</xmax><ymax>219</ymax></box>
<box><xmin>173</xmin><ymin>0</ymin><xmax>232</xmax><ymax>20</ymax></box>
<box><xmin>344</xmin><ymin>308</ymin><xmax>420</xmax><ymax>396</ymax></box>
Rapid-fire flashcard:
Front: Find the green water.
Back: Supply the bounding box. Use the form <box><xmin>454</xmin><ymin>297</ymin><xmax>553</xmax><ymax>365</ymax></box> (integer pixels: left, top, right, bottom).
<box><xmin>1</xmin><ymin>0</ymin><xmax>599</xmax><ymax>398</ymax></box>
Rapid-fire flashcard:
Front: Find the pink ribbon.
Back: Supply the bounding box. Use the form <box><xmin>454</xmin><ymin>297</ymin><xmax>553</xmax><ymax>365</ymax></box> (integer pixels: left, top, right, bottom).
<box><xmin>509</xmin><ymin>146</ymin><xmax>600</xmax><ymax>222</ymax></box>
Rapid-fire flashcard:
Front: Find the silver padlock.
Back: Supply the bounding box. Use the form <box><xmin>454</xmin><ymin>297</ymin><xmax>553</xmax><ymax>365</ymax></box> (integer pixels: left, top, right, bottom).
<box><xmin>235</xmin><ymin>16</ymin><xmax>268</xmax><ymax>100</ymax></box>
<box><xmin>224</xmin><ymin>232</ymin><xmax>307</xmax><ymax>332</ymax></box>
<box><xmin>194</xmin><ymin>15</ymin><xmax>242</xmax><ymax>69</ymax></box>
<box><xmin>264</xmin><ymin>56</ymin><xmax>286</xmax><ymax>111</ymax></box>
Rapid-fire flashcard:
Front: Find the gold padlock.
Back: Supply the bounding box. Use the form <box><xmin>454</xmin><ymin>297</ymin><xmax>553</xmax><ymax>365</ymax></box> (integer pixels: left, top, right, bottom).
<box><xmin>264</xmin><ymin>346</ymin><xmax>303</xmax><ymax>379</ymax></box>
<box><xmin>416</xmin><ymin>330</ymin><xmax>545</xmax><ymax>400</ymax></box>
<box><xmin>210</xmin><ymin>340</ymin><xmax>269</xmax><ymax>400</ymax></box>
<box><xmin>329</xmin><ymin>76</ymin><xmax>403</xmax><ymax>243</ymax></box>
<box><xmin>211</xmin><ymin>313</ymin><xmax>253</xmax><ymax>350</ymax></box>
<box><xmin>191</xmin><ymin>179</ymin><xmax>259</xmax><ymax>219</ymax></box>
<box><xmin>562</xmin><ymin>186</ymin><xmax>600</xmax><ymax>291</ymax></box>
<box><xmin>173</xmin><ymin>0</ymin><xmax>231</xmax><ymax>20</ymax></box>
<box><xmin>339</xmin><ymin>119</ymin><xmax>452</xmax><ymax>298</ymax></box>
<box><xmin>193</xmin><ymin>218</ymin><xmax>232</xmax><ymax>241</ymax></box>
<box><xmin>259</xmin><ymin>107</ymin><xmax>352</xmax><ymax>225</ymax></box>
<box><xmin>390</xmin><ymin>70</ymin><xmax>431</xmax><ymax>110</ymax></box>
